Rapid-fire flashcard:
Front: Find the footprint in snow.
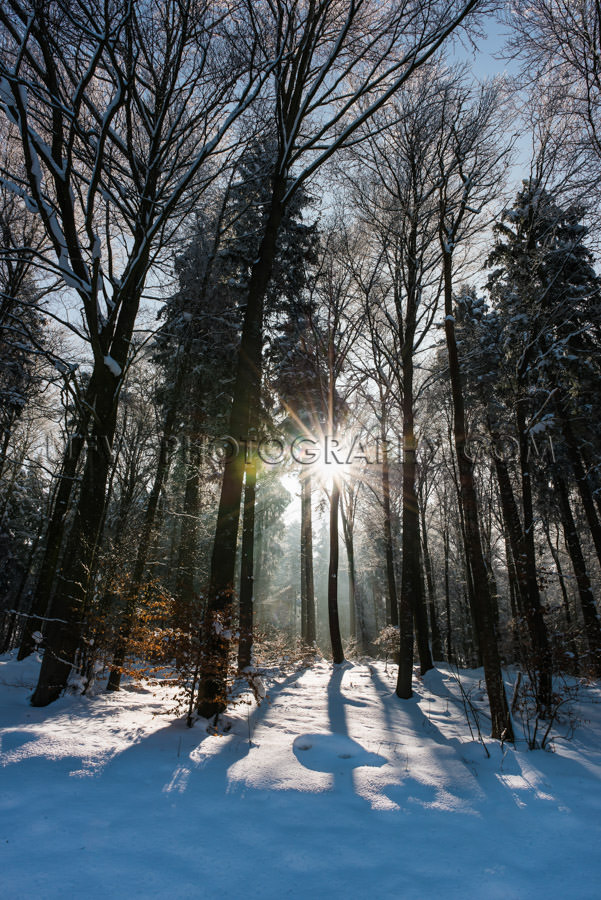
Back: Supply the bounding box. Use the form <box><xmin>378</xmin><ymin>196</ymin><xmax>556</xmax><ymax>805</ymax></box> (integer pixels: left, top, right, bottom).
<box><xmin>293</xmin><ymin>733</ymin><xmax>386</xmax><ymax>772</ymax></box>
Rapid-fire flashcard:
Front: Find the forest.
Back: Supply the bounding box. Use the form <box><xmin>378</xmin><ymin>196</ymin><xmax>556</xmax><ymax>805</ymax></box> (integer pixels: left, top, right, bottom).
<box><xmin>2</xmin><ymin>2</ymin><xmax>601</xmax><ymax>895</ymax></box>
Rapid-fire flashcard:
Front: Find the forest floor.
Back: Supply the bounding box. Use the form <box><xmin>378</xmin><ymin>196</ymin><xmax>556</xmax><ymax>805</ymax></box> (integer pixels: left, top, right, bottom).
<box><xmin>1</xmin><ymin>653</ymin><xmax>601</xmax><ymax>899</ymax></box>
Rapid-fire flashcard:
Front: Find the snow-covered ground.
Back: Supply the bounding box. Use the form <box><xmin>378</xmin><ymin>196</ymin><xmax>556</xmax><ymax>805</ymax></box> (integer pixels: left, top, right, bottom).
<box><xmin>2</xmin><ymin>653</ymin><xmax>601</xmax><ymax>899</ymax></box>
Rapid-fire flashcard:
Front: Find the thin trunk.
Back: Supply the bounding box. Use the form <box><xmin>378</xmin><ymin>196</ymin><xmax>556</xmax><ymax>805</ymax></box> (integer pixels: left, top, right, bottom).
<box><xmin>442</xmin><ymin>248</ymin><xmax>513</xmax><ymax>741</ymax></box>
<box><xmin>542</xmin><ymin>520</ymin><xmax>579</xmax><ymax>673</ymax></box>
<box><xmin>197</xmin><ymin>175</ymin><xmax>286</xmax><ymax>717</ymax></box>
<box><xmin>347</xmin><ymin>539</ymin><xmax>357</xmax><ymax>642</ymax></box>
<box><xmin>450</xmin><ymin>447</ymin><xmax>482</xmax><ymax>667</ymax></box>
<box><xmin>381</xmin><ymin>434</ymin><xmax>399</xmax><ymax>627</ymax></box>
<box><xmin>328</xmin><ymin>476</ymin><xmax>344</xmax><ymax>664</ymax></box>
<box><xmin>503</xmin><ymin>531</ymin><xmax>522</xmax><ymax>664</ymax></box>
<box><xmin>175</xmin><ymin>436</ymin><xmax>202</xmax><ymax>618</ymax></box>
<box><xmin>300</xmin><ymin>470</ymin><xmax>316</xmax><ymax>644</ymax></box>
<box><xmin>554</xmin><ymin>469</ymin><xmax>601</xmax><ymax>674</ymax></box>
<box><xmin>254</xmin><ymin>510</ymin><xmax>266</xmax><ymax>626</ymax></box>
<box><xmin>0</xmin><ymin>525</ymin><xmax>42</xmax><ymax>653</ymax></box>
<box><xmin>579</xmin><ymin>441</ymin><xmax>601</xmax><ymax>522</ymax></box>
<box><xmin>32</xmin><ymin>373</ymin><xmax>119</xmax><ymax>706</ymax></box>
<box><xmin>171</xmin><ymin>435</ymin><xmax>202</xmax><ymax>670</ymax></box>
<box><xmin>514</xmin><ymin>403</ymin><xmax>553</xmax><ymax>709</ymax></box>
<box><xmin>443</xmin><ymin>528</ymin><xmax>453</xmax><ymax>663</ymax></box>
<box><xmin>106</xmin><ymin>394</ymin><xmax>178</xmax><ymax>691</ymax></box>
<box><xmin>560</xmin><ymin>410</ymin><xmax>601</xmax><ymax>572</ymax></box>
<box><xmin>0</xmin><ymin>421</ymin><xmax>12</xmax><ymax>484</ymax></box>
<box><xmin>493</xmin><ymin>451</ymin><xmax>530</xmax><ymax>618</ymax></box>
<box><xmin>372</xmin><ymin>579</ymin><xmax>379</xmax><ymax>636</ymax></box>
<box><xmin>326</xmin><ymin>327</ymin><xmax>344</xmax><ymax>665</ymax></box>
<box><xmin>399</xmin><ymin>380</ymin><xmax>433</xmax><ymax>680</ymax></box>
<box><xmin>421</xmin><ymin>505</ymin><xmax>443</xmax><ymax>660</ymax></box>
<box><xmin>341</xmin><ymin>501</ymin><xmax>357</xmax><ymax>642</ymax></box>
<box><xmin>18</xmin><ymin>415</ymin><xmax>88</xmax><ymax>660</ymax></box>
<box><xmin>395</xmin><ymin>481</ymin><xmax>415</xmax><ymax>697</ymax></box>
<box><xmin>238</xmin><ymin>458</ymin><xmax>256</xmax><ymax>672</ymax></box>
<box><xmin>504</xmin><ymin>534</ymin><xmax>520</xmax><ymax>618</ymax></box>
<box><xmin>300</xmin><ymin>488</ymin><xmax>307</xmax><ymax>641</ymax></box>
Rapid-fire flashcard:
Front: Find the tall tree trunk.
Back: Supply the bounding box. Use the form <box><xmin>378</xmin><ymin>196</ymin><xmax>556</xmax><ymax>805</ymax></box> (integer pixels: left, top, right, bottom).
<box><xmin>560</xmin><ymin>409</ymin><xmax>601</xmax><ymax>572</ymax></box>
<box><xmin>175</xmin><ymin>436</ymin><xmax>202</xmax><ymax>620</ymax></box>
<box><xmin>238</xmin><ymin>458</ymin><xmax>256</xmax><ymax>672</ymax></box>
<box><xmin>542</xmin><ymin>520</ymin><xmax>579</xmax><ymax>673</ymax></box>
<box><xmin>341</xmin><ymin>501</ymin><xmax>357</xmax><ymax>642</ymax></box>
<box><xmin>450</xmin><ymin>449</ymin><xmax>482</xmax><ymax>667</ymax></box>
<box><xmin>355</xmin><ymin>581</ymin><xmax>368</xmax><ymax>653</ymax></box>
<box><xmin>503</xmin><ymin>533</ymin><xmax>521</xmax><ymax>618</ymax></box>
<box><xmin>443</xmin><ymin>528</ymin><xmax>453</xmax><ymax>663</ymax></box>
<box><xmin>197</xmin><ymin>175</ymin><xmax>287</xmax><ymax>717</ymax></box>
<box><xmin>502</xmin><ymin>531</ymin><xmax>522</xmax><ymax>663</ymax></box>
<box><xmin>32</xmin><ymin>372</ymin><xmax>120</xmax><ymax>706</ymax></box>
<box><xmin>421</xmin><ymin>505</ymin><xmax>443</xmax><ymax>660</ymax></box>
<box><xmin>300</xmin><ymin>470</ymin><xmax>316</xmax><ymax>645</ymax></box>
<box><xmin>347</xmin><ymin>542</ymin><xmax>357</xmax><ymax>642</ymax></box>
<box><xmin>0</xmin><ymin>419</ymin><xmax>12</xmax><ymax>485</ymax></box>
<box><xmin>328</xmin><ymin>476</ymin><xmax>344</xmax><ymax>664</ymax></box>
<box><xmin>0</xmin><ymin>521</ymin><xmax>43</xmax><ymax>653</ymax></box>
<box><xmin>554</xmin><ymin>469</ymin><xmax>601</xmax><ymax>674</ymax></box>
<box><xmin>578</xmin><ymin>441</ymin><xmax>601</xmax><ymax>522</ymax></box>
<box><xmin>18</xmin><ymin>408</ymin><xmax>90</xmax><ymax>660</ymax></box>
<box><xmin>31</xmin><ymin>229</ymin><xmax>152</xmax><ymax>706</ymax></box>
<box><xmin>514</xmin><ymin>403</ymin><xmax>553</xmax><ymax>710</ymax></box>
<box><xmin>493</xmin><ymin>450</ymin><xmax>530</xmax><ymax>617</ymax></box>
<box><xmin>106</xmin><ymin>391</ymin><xmax>178</xmax><ymax>691</ymax></box>
<box><xmin>399</xmin><ymin>378</ymin><xmax>433</xmax><ymax>680</ymax></box>
<box><xmin>372</xmin><ymin>578</ymin><xmax>379</xmax><ymax>637</ymax></box>
<box><xmin>381</xmin><ymin>434</ymin><xmax>399</xmax><ymax>627</ymax></box>
<box><xmin>442</xmin><ymin>249</ymin><xmax>513</xmax><ymax>740</ymax></box>
<box><xmin>171</xmin><ymin>435</ymin><xmax>202</xmax><ymax>669</ymax></box>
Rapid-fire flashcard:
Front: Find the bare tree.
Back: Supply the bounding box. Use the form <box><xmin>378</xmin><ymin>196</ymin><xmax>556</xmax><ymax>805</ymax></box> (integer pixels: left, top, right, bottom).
<box><xmin>0</xmin><ymin>0</ymin><xmax>273</xmax><ymax>705</ymax></box>
<box><xmin>197</xmin><ymin>0</ymin><xmax>495</xmax><ymax>717</ymax></box>
<box><xmin>345</xmin><ymin>68</ymin><xmax>449</xmax><ymax>694</ymax></box>
<box><xmin>435</xmin><ymin>73</ymin><xmax>515</xmax><ymax>739</ymax></box>
<box><xmin>508</xmin><ymin>0</ymin><xmax>601</xmax><ymax>199</ymax></box>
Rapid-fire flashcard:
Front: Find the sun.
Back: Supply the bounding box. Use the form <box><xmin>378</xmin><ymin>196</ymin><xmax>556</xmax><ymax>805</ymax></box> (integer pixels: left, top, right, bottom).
<box><xmin>313</xmin><ymin>455</ymin><xmax>352</xmax><ymax>487</ymax></box>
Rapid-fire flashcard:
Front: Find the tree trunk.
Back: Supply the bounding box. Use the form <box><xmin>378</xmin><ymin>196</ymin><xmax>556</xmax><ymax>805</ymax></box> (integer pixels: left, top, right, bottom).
<box><xmin>542</xmin><ymin>520</ymin><xmax>579</xmax><ymax>673</ymax></box>
<box><xmin>300</xmin><ymin>470</ymin><xmax>316</xmax><ymax>645</ymax></box>
<box><xmin>32</xmin><ymin>372</ymin><xmax>119</xmax><ymax>706</ymax></box>
<box><xmin>175</xmin><ymin>437</ymin><xmax>202</xmax><ymax>616</ymax></box>
<box><xmin>18</xmin><ymin>408</ymin><xmax>89</xmax><ymax>660</ymax></box>
<box><xmin>514</xmin><ymin>403</ymin><xmax>552</xmax><ymax>710</ymax></box>
<box><xmin>442</xmin><ymin>249</ymin><xmax>513</xmax><ymax>741</ymax></box>
<box><xmin>381</xmin><ymin>434</ymin><xmax>399</xmax><ymax>627</ymax></box>
<box><xmin>421</xmin><ymin>505</ymin><xmax>443</xmax><ymax>660</ymax></box>
<box><xmin>328</xmin><ymin>476</ymin><xmax>344</xmax><ymax>664</ymax></box>
<box><xmin>347</xmin><ymin>540</ymin><xmax>357</xmax><ymax>643</ymax></box>
<box><xmin>443</xmin><ymin>528</ymin><xmax>453</xmax><ymax>663</ymax></box>
<box><xmin>451</xmin><ymin>452</ymin><xmax>482</xmax><ymax>668</ymax></box>
<box><xmin>238</xmin><ymin>458</ymin><xmax>256</xmax><ymax>672</ymax></box>
<box><xmin>0</xmin><ymin>419</ymin><xmax>12</xmax><ymax>485</ymax></box>
<box><xmin>560</xmin><ymin>408</ymin><xmax>601</xmax><ymax>572</ymax></box>
<box><xmin>196</xmin><ymin>175</ymin><xmax>287</xmax><ymax>717</ymax></box>
<box><xmin>341</xmin><ymin>501</ymin><xmax>357</xmax><ymax>642</ymax></box>
<box><xmin>554</xmin><ymin>469</ymin><xmax>601</xmax><ymax>674</ymax></box>
<box><xmin>399</xmin><ymin>378</ymin><xmax>433</xmax><ymax>679</ymax></box>
<box><xmin>106</xmin><ymin>391</ymin><xmax>178</xmax><ymax>691</ymax></box>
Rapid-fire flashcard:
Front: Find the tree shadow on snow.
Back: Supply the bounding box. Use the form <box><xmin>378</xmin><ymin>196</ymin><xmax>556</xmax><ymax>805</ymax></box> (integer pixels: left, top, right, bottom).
<box><xmin>290</xmin><ymin>666</ymin><xmax>387</xmax><ymax>802</ymax></box>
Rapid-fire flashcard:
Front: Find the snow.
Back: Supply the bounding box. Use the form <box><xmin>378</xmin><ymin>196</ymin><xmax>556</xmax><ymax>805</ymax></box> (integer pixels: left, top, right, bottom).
<box><xmin>103</xmin><ymin>355</ymin><xmax>122</xmax><ymax>377</ymax></box>
<box><xmin>2</xmin><ymin>653</ymin><xmax>601</xmax><ymax>898</ymax></box>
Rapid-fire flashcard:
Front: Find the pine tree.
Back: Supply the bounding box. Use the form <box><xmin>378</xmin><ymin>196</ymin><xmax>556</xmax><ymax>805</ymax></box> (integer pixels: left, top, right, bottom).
<box><xmin>486</xmin><ymin>180</ymin><xmax>601</xmax><ymax>674</ymax></box>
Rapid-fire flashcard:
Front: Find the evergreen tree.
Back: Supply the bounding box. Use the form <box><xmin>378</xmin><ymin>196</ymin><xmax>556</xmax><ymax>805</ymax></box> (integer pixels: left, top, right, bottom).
<box><xmin>486</xmin><ymin>180</ymin><xmax>601</xmax><ymax>673</ymax></box>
